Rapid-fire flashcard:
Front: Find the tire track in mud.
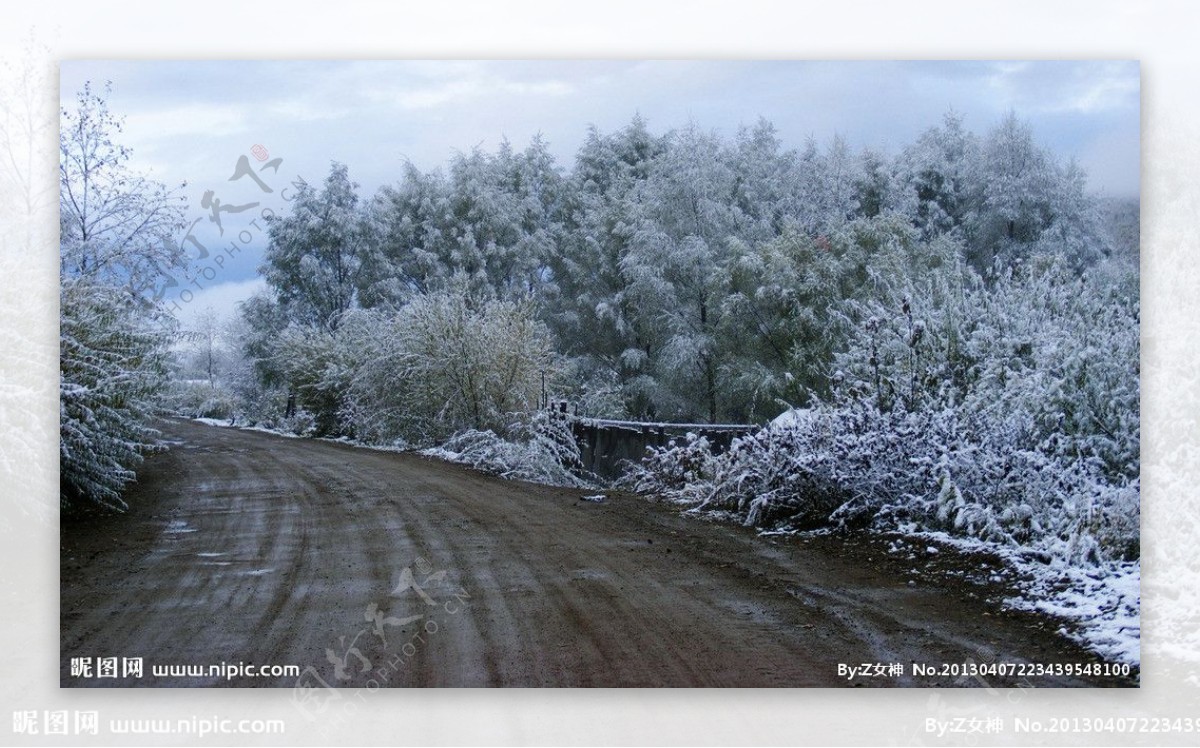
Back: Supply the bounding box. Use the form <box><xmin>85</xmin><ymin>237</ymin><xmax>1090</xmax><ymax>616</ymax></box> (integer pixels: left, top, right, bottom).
<box><xmin>60</xmin><ymin>419</ymin><xmax>1135</xmax><ymax>688</ymax></box>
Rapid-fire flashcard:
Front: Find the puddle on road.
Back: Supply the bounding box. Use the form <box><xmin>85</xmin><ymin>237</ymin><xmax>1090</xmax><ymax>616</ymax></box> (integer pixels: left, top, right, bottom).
<box><xmin>240</xmin><ymin>568</ymin><xmax>275</xmax><ymax>576</ymax></box>
<box><xmin>569</xmin><ymin>568</ymin><xmax>611</xmax><ymax>582</ymax></box>
<box><xmin>196</xmin><ymin>552</ymin><xmax>224</xmax><ymax>558</ymax></box>
<box><xmin>164</xmin><ymin>520</ymin><xmax>197</xmax><ymax>535</ymax></box>
<box><xmin>717</xmin><ymin>599</ymin><xmax>781</xmax><ymax>625</ymax></box>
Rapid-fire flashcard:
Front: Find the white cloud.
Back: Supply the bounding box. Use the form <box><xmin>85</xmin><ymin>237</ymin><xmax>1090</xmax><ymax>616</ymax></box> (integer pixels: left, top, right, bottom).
<box><xmin>1057</xmin><ymin>69</ymin><xmax>1140</xmax><ymax>114</ymax></box>
<box><xmin>264</xmin><ymin>99</ymin><xmax>351</xmax><ymax>123</ymax></box>
<box><xmin>366</xmin><ymin>69</ymin><xmax>574</xmax><ymax>111</ymax></box>
<box><xmin>392</xmin><ymin>79</ymin><xmax>480</xmax><ymax>110</ymax></box>
<box><xmin>504</xmin><ymin>79</ymin><xmax>573</xmax><ymax>97</ymax></box>
<box><xmin>171</xmin><ymin>276</ymin><xmax>266</xmax><ymax>331</ymax></box>
<box><xmin>124</xmin><ymin>102</ymin><xmax>249</xmax><ymax>141</ymax></box>
<box><xmin>984</xmin><ymin>60</ymin><xmax>1139</xmax><ymax>116</ymax></box>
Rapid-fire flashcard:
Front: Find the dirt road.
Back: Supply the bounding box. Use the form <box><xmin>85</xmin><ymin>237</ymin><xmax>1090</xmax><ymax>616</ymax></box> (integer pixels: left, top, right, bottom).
<box><xmin>60</xmin><ymin>419</ymin><xmax>1134</xmax><ymax>687</ymax></box>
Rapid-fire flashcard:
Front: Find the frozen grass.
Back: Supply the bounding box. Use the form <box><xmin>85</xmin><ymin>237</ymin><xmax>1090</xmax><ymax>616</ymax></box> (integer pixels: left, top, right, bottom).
<box><xmin>419</xmin><ymin>413</ymin><xmax>595</xmax><ymax>489</ymax></box>
<box><xmin>625</xmin><ymin>402</ymin><xmax>1140</xmax><ymax>667</ymax></box>
<box><xmin>191</xmin><ymin>417</ymin><xmax>235</xmax><ymax>428</ymax></box>
<box><xmin>903</xmin><ymin>528</ymin><xmax>1139</xmax><ymax>666</ymax></box>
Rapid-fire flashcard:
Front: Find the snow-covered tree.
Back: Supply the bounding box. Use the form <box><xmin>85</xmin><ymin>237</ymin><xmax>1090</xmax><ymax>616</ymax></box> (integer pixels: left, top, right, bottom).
<box><xmin>236</xmin><ymin>290</ymin><xmax>291</xmax><ymax>391</ymax></box>
<box><xmin>213</xmin><ymin>305</ymin><xmax>283</xmax><ymax>421</ymax></box>
<box><xmin>968</xmin><ymin>112</ymin><xmax>1059</xmax><ymax>269</ymax></box>
<box><xmin>1030</xmin><ymin>157</ymin><xmax>1110</xmax><ymax>269</ymax></box>
<box><xmin>363</xmin><ymin>137</ymin><xmax>567</xmax><ymax>308</ymax></box>
<box><xmin>619</xmin><ymin>123</ymin><xmax>744</xmax><ymax>421</ymax></box>
<box><xmin>59</xmin><ymin>83</ymin><xmax>182</xmax><ymax>510</ymax></box>
<box><xmin>896</xmin><ymin>111</ymin><xmax>979</xmax><ymax>242</ymax></box>
<box><xmin>180</xmin><ymin>307</ymin><xmax>224</xmax><ymax>388</ymax></box>
<box><xmin>358</xmin><ymin>162</ymin><xmax>454</xmax><ymax>308</ymax></box>
<box><xmin>541</xmin><ymin>117</ymin><xmax>666</xmax><ymax>417</ymax></box>
<box><xmin>242</xmin><ymin>110</ymin><xmax>1122</xmax><ymax>442</ymax></box>
<box><xmin>60</xmin><ymin>277</ymin><xmax>173</xmax><ymax>510</ymax></box>
<box><xmin>261</xmin><ymin>162</ymin><xmax>365</xmax><ymax>331</ymax></box>
<box><xmin>59</xmin><ymin>82</ymin><xmax>187</xmax><ymax>294</ymax></box>
<box><xmin>268</xmin><ymin>322</ymin><xmax>350</xmax><ymax>435</ymax></box>
<box><xmin>157</xmin><ymin>306</ymin><xmax>249</xmax><ymax>421</ymax></box>
<box><xmin>345</xmin><ymin>286</ymin><xmax>561</xmax><ymax>442</ymax></box>
<box><xmin>726</xmin><ymin>119</ymin><xmax>800</xmax><ymax>236</ymax></box>
<box><xmin>855</xmin><ymin>148</ymin><xmax>904</xmax><ymax>219</ymax></box>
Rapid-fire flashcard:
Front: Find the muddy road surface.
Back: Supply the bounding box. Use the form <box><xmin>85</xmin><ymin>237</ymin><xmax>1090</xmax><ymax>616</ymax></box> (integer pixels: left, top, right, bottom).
<box><xmin>60</xmin><ymin>419</ymin><xmax>1134</xmax><ymax>687</ymax></box>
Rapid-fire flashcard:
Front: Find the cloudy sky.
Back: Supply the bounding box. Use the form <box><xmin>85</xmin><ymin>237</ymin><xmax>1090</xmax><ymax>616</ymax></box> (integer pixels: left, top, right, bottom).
<box><xmin>60</xmin><ymin>60</ymin><xmax>1140</xmax><ymax>326</ymax></box>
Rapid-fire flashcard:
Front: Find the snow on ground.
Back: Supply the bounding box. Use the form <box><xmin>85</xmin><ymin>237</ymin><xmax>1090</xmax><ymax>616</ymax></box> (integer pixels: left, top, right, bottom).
<box><xmin>769</xmin><ymin>407</ymin><xmax>813</xmax><ymax>429</ymax></box>
<box><xmin>191</xmin><ymin>417</ymin><xmax>236</xmax><ymax>428</ymax></box>
<box><xmin>419</xmin><ymin>446</ymin><xmax>456</xmax><ymax>461</ymax></box>
<box><xmin>417</xmin><ymin>431</ymin><xmax>591</xmax><ymax>488</ymax></box>
<box><xmin>241</xmin><ymin>425</ymin><xmax>300</xmax><ymax>439</ymax></box>
<box><xmin>578</xmin><ymin>417</ymin><xmax>756</xmax><ymax>431</ymax></box>
<box><xmin>1019</xmin><ymin>559</ymin><xmax>1140</xmax><ymax>666</ymax></box>
<box><xmin>319</xmin><ymin>435</ymin><xmax>408</xmax><ymax>451</ymax></box>
<box><xmin>189</xmin><ymin>417</ymin><xmax>299</xmax><ymax>438</ymax></box>
<box><xmin>898</xmin><ymin>528</ymin><xmax>1140</xmax><ymax>666</ymax></box>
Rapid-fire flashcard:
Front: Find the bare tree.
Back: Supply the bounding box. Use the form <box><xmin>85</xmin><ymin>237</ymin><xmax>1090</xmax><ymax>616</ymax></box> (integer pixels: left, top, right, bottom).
<box><xmin>189</xmin><ymin>306</ymin><xmax>223</xmax><ymax>388</ymax></box>
<box><xmin>59</xmin><ymin>81</ymin><xmax>187</xmax><ymax>295</ymax></box>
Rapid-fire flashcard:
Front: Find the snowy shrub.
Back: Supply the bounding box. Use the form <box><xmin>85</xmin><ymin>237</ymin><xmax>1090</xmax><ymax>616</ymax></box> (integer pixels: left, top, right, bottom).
<box><xmin>340</xmin><ymin>288</ymin><xmax>563</xmax><ymax>444</ymax></box>
<box><xmin>226</xmin><ymin>385</ymin><xmax>288</xmax><ymax>428</ymax></box>
<box><xmin>393</xmin><ymin>289</ymin><xmax>561</xmax><ymax>436</ymax></box>
<box><xmin>423</xmin><ymin>410</ymin><xmax>591</xmax><ymax>488</ymax></box>
<box><xmin>157</xmin><ymin>379</ymin><xmax>240</xmax><ymax>420</ymax></box>
<box><xmin>60</xmin><ymin>278</ymin><xmax>172</xmax><ymax>510</ymax></box>
<box><xmin>629</xmin><ymin>395</ymin><xmax>1138</xmax><ymax>565</ymax></box>
<box><xmin>270</xmin><ymin>324</ymin><xmax>353</xmax><ymax>436</ymax></box>
<box><xmin>837</xmin><ymin>255</ymin><xmax>1139</xmax><ymax>483</ymax></box>
<box><xmin>621</xmin><ymin>432</ymin><xmax>719</xmax><ymax>499</ymax></box>
<box><xmin>276</xmin><ymin>409</ymin><xmax>318</xmax><ymax>437</ymax></box>
<box><xmin>566</xmin><ymin>366</ymin><xmax>627</xmax><ymax>419</ymax></box>
<box><xmin>628</xmin><ymin>252</ymin><xmax>1139</xmax><ymax>567</ymax></box>
<box><xmin>244</xmin><ymin>408</ymin><xmax>319</xmax><ymax>437</ymax></box>
<box><xmin>255</xmin><ymin>289</ymin><xmax>562</xmax><ymax>443</ymax></box>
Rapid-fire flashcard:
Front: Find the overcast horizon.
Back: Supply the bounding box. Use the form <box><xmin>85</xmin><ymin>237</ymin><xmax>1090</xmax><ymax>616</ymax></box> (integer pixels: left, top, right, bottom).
<box><xmin>59</xmin><ymin>60</ymin><xmax>1141</xmax><ymax>327</ymax></box>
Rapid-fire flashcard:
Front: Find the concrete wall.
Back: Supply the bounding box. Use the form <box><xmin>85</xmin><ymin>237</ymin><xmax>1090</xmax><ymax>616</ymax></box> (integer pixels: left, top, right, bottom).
<box><xmin>570</xmin><ymin>418</ymin><xmax>758</xmax><ymax>481</ymax></box>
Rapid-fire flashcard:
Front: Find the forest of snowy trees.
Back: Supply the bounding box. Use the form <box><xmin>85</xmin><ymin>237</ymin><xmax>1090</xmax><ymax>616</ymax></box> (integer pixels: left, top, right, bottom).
<box><xmin>61</xmin><ymin>85</ymin><xmax>1139</xmax><ymax>576</ymax></box>
<box><xmin>218</xmin><ymin>112</ymin><xmax>1134</xmax><ymax>431</ymax></box>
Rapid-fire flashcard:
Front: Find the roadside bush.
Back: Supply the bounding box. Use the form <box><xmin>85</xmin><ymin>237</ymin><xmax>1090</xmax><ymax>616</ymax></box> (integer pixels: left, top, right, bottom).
<box><xmin>60</xmin><ymin>278</ymin><xmax>171</xmax><ymax>510</ymax></box>
<box><xmin>626</xmin><ymin>255</ymin><xmax>1140</xmax><ymax>567</ymax></box>
<box><xmin>422</xmin><ymin>410</ymin><xmax>591</xmax><ymax>488</ymax></box>
<box><xmin>627</xmin><ymin>397</ymin><xmax>1138</xmax><ymax>565</ymax></box>
<box><xmin>157</xmin><ymin>379</ymin><xmax>241</xmax><ymax>420</ymax></box>
<box><xmin>342</xmin><ymin>287</ymin><xmax>564</xmax><ymax>444</ymax></box>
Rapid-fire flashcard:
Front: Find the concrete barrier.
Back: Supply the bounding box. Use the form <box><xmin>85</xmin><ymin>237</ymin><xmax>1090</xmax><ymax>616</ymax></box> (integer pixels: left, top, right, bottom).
<box><xmin>570</xmin><ymin>417</ymin><xmax>759</xmax><ymax>481</ymax></box>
